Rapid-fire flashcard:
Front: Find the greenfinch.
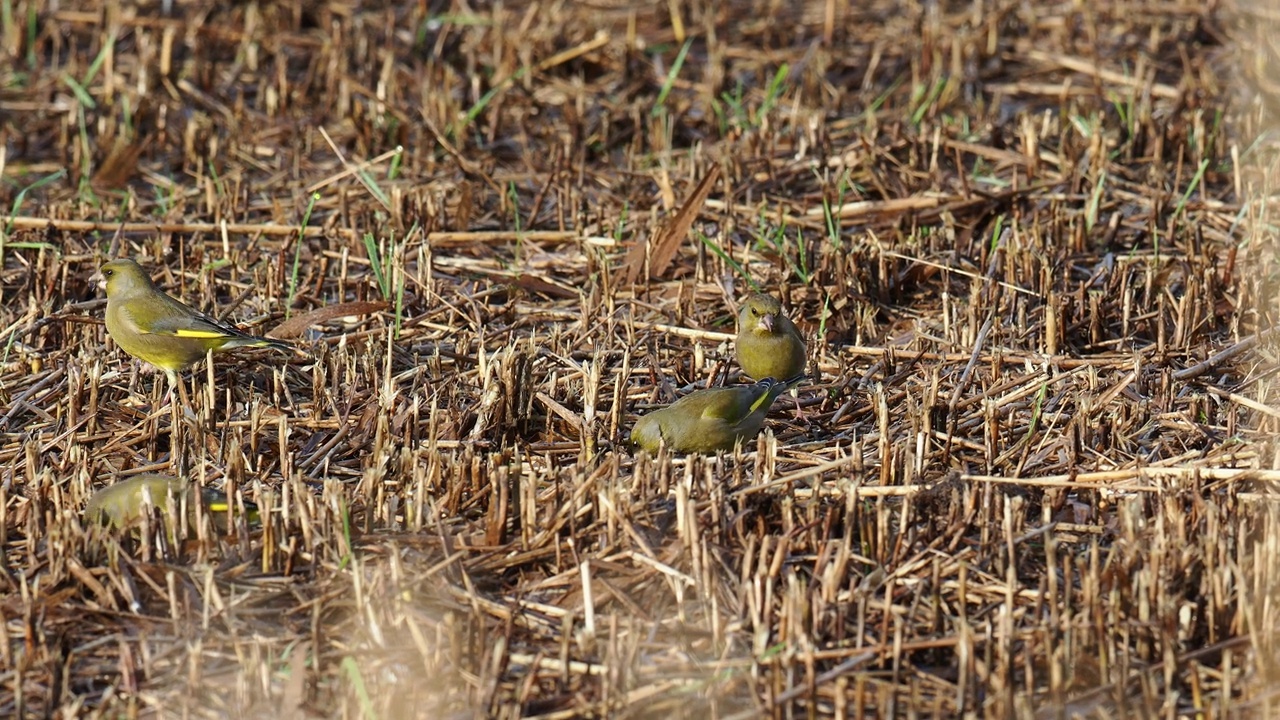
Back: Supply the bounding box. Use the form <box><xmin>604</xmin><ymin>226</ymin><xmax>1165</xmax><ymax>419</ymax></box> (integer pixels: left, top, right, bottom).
<box><xmin>630</xmin><ymin>376</ymin><xmax>799</xmax><ymax>454</ymax></box>
<box><xmin>100</xmin><ymin>258</ymin><xmax>291</xmax><ymax>385</ymax></box>
<box><xmin>735</xmin><ymin>293</ymin><xmax>806</xmax><ymax>382</ymax></box>
<box><xmin>84</xmin><ymin>473</ymin><xmax>259</xmax><ymax>533</ymax></box>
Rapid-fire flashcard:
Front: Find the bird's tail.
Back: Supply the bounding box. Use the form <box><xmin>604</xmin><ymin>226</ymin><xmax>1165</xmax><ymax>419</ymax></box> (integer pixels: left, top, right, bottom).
<box><xmin>223</xmin><ymin>334</ymin><xmax>293</xmax><ymax>353</ymax></box>
<box><xmin>202</xmin><ymin>486</ymin><xmax>261</xmax><ymax>526</ymax></box>
<box><xmin>751</xmin><ymin>374</ymin><xmax>808</xmax><ymax>413</ymax></box>
<box><xmin>778</xmin><ymin>373</ymin><xmax>809</xmax><ymax>390</ymax></box>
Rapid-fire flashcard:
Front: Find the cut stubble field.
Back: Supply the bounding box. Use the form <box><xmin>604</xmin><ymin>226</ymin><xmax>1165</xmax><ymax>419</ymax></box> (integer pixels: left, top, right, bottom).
<box><xmin>2</xmin><ymin>0</ymin><xmax>1280</xmax><ymax>718</ymax></box>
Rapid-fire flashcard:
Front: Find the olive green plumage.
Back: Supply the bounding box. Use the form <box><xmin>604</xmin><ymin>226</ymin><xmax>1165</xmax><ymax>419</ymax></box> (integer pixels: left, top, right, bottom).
<box><xmin>84</xmin><ymin>473</ymin><xmax>259</xmax><ymax>533</ymax></box>
<box><xmin>630</xmin><ymin>377</ymin><xmax>798</xmax><ymax>453</ymax></box>
<box><xmin>735</xmin><ymin>293</ymin><xmax>806</xmax><ymax>382</ymax></box>
<box><xmin>101</xmin><ymin>258</ymin><xmax>290</xmax><ymax>380</ymax></box>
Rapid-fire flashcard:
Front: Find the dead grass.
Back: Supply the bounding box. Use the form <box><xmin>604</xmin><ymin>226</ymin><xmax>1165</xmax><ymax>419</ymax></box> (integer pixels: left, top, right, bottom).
<box><xmin>1</xmin><ymin>0</ymin><xmax>1278</xmax><ymax>717</ymax></box>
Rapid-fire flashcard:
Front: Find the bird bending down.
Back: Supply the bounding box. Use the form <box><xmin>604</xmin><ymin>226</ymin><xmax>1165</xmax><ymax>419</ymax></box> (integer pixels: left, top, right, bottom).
<box><xmin>84</xmin><ymin>473</ymin><xmax>260</xmax><ymax>535</ymax></box>
<box><xmin>630</xmin><ymin>375</ymin><xmax>803</xmax><ymax>454</ymax></box>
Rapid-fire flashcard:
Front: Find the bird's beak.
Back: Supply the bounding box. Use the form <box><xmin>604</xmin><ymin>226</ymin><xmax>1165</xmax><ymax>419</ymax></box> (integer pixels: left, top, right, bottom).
<box><xmin>760</xmin><ymin>314</ymin><xmax>775</xmax><ymax>332</ymax></box>
<box><xmin>90</xmin><ymin>271</ymin><xmax>105</xmax><ymax>290</ymax></box>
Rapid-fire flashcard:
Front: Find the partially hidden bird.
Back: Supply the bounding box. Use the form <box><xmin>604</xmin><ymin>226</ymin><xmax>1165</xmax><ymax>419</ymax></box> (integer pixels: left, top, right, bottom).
<box><xmin>84</xmin><ymin>473</ymin><xmax>259</xmax><ymax>534</ymax></box>
<box><xmin>630</xmin><ymin>376</ymin><xmax>802</xmax><ymax>454</ymax></box>
<box><xmin>100</xmin><ymin>258</ymin><xmax>291</xmax><ymax>389</ymax></box>
<box><xmin>735</xmin><ymin>292</ymin><xmax>807</xmax><ymax>382</ymax></box>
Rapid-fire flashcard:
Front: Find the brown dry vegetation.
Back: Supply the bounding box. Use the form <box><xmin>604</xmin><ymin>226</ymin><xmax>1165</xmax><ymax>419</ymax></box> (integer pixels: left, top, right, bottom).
<box><xmin>2</xmin><ymin>0</ymin><xmax>1279</xmax><ymax>718</ymax></box>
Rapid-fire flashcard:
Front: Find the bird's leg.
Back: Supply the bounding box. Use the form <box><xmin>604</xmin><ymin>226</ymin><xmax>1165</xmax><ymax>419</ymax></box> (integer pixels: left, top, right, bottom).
<box><xmin>790</xmin><ymin>388</ymin><xmax>808</xmax><ymax>422</ymax></box>
<box><xmin>160</xmin><ymin>371</ymin><xmax>180</xmax><ymax>422</ymax></box>
<box><xmin>172</xmin><ymin>370</ymin><xmax>199</xmax><ymax>425</ymax></box>
<box><xmin>131</xmin><ymin>359</ymin><xmax>169</xmax><ymax>410</ymax></box>
<box><xmin>122</xmin><ymin>370</ymin><xmax>177</xmax><ymax>430</ymax></box>
<box><xmin>785</xmin><ymin>373</ymin><xmax>812</xmax><ymax>424</ymax></box>
<box><xmin>145</xmin><ymin>366</ymin><xmax>174</xmax><ymax>412</ymax></box>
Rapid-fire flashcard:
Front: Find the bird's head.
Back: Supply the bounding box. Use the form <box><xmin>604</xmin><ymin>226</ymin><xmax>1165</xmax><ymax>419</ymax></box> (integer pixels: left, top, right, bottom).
<box><xmin>739</xmin><ymin>293</ymin><xmax>783</xmax><ymax>335</ymax></box>
<box><xmin>99</xmin><ymin>258</ymin><xmax>153</xmax><ymax>298</ymax></box>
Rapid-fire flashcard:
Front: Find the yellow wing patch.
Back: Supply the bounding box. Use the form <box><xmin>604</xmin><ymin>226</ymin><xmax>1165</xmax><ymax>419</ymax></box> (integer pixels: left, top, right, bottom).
<box><xmin>172</xmin><ymin>328</ymin><xmax>232</xmax><ymax>339</ymax></box>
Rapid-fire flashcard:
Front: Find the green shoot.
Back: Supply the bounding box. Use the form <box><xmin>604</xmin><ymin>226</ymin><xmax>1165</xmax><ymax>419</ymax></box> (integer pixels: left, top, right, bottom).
<box><xmin>697</xmin><ymin>230</ymin><xmax>758</xmax><ymax>292</ymax></box>
<box><xmin>339</xmin><ymin>656</ymin><xmax>381</xmax><ymax>720</ymax></box>
<box><xmin>362</xmin><ymin>233</ymin><xmax>389</xmax><ymax>300</ymax></box>
<box><xmin>386</xmin><ymin>145</ymin><xmax>404</xmax><ymax>181</ymax></box>
<box><xmin>456</xmin><ymin>66</ymin><xmax>529</xmax><ymax>137</ymax></box>
<box><xmin>1085</xmin><ymin>171</ymin><xmax>1106</xmax><ymax>233</ymax></box>
<box><xmin>910</xmin><ymin>76</ymin><xmax>947</xmax><ymax>126</ymax></box>
<box><xmin>651</xmin><ymin>38</ymin><xmax>693</xmax><ymax>117</ymax></box>
<box><xmin>758</xmin><ymin>63</ymin><xmax>790</xmax><ymax>120</ymax></box>
<box><xmin>286</xmin><ymin>193</ymin><xmax>320</xmax><ymax>317</ymax></box>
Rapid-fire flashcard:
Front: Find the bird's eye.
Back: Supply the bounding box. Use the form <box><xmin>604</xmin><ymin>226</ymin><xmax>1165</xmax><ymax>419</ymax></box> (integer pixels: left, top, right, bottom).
<box><xmin>104</xmin><ymin>270</ymin><xmax>113</xmax><ymax>277</ymax></box>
